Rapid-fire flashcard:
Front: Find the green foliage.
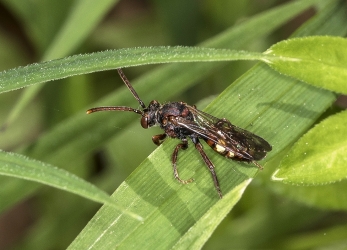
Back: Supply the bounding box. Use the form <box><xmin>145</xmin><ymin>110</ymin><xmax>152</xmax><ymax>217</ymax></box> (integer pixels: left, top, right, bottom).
<box><xmin>0</xmin><ymin>47</ymin><xmax>264</xmax><ymax>93</ymax></box>
<box><xmin>0</xmin><ymin>0</ymin><xmax>347</xmax><ymax>249</ymax></box>
<box><xmin>273</xmin><ymin>110</ymin><xmax>347</xmax><ymax>185</ymax></box>
<box><xmin>266</xmin><ymin>36</ymin><xmax>347</xmax><ymax>94</ymax></box>
<box><xmin>271</xmin><ymin>110</ymin><xmax>347</xmax><ymax>211</ymax></box>
<box><xmin>0</xmin><ymin>150</ymin><xmax>141</xmax><ymax>220</ymax></box>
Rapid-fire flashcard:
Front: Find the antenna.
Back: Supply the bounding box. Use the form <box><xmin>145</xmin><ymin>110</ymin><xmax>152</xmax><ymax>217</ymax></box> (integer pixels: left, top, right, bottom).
<box><xmin>86</xmin><ymin>106</ymin><xmax>143</xmax><ymax>115</ymax></box>
<box><xmin>117</xmin><ymin>69</ymin><xmax>146</xmax><ymax>109</ymax></box>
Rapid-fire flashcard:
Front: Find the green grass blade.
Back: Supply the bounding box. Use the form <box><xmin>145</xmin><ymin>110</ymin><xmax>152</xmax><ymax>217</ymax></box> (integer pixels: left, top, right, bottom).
<box><xmin>3</xmin><ymin>36</ymin><xmax>347</xmax><ymax>97</ymax></box>
<box><xmin>6</xmin><ymin>35</ymin><xmax>347</xmax><ymax>95</ymax></box>
<box><xmin>265</xmin><ymin>36</ymin><xmax>347</xmax><ymax>94</ymax></box>
<box><xmin>171</xmin><ymin>179</ymin><xmax>251</xmax><ymax>249</ymax></box>
<box><xmin>0</xmin><ymin>47</ymin><xmax>265</xmax><ymax>94</ymax></box>
<box><xmin>43</xmin><ymin>0</ymin><xmax>120</xmax><ymax>60</ymax></box>
<box><xmin>200</xmin><ymin>0</ymin><xmax>322</xmax><ymax>48</ymax></box>
<box><xmin>1</xmin><ymin>0</ymin><xmax>120</xmax><ymax>130</ymax></box>
<box><xmin>0</xmin><ymin>150</ymin><xmax>142</xmax><ymax>221</ymax></box>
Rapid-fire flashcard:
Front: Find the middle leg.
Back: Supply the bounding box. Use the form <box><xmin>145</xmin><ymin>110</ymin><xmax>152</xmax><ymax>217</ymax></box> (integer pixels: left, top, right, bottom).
<box><xmin>172</xmin><ymin>138</ymin><xmax>194</xmax><ymax>184</ymax></box>
<box><xmin>193</xmin><ymin>138</ymin><xmax>223</xmax><ymax>199</ymax></box>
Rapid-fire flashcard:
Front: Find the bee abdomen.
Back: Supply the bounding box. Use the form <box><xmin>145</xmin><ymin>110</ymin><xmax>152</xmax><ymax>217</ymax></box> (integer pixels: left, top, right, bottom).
<box><xmin>205</xmin><ymin>139</ymin><xmax>235</xmax><ymax>159</ymax></box>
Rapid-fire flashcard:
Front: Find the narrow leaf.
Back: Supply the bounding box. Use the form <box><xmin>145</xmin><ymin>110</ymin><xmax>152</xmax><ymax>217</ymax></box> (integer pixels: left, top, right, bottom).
<box><xmin>172</xmin><ymin>179</ymin><xmax>251</xmax><ymax>249</ymax></box>
<box><xmin>0</xmin><ymin>150</ymin><xmax>142</xmax><ymax>221</ymax></box>
<box><xmin>2</xmin><ymin>0</ymin><xmax>120</xmax><ymax>129</ymax></box>
<box><xmin>44</xmin><ymin>0</ymin><xmax>120</xmax><ymax>60</ymax></box>
<box><xmin>0</xmin><ymin>47</ymin><xmax>264</xmax><ymax>94</ymax></box>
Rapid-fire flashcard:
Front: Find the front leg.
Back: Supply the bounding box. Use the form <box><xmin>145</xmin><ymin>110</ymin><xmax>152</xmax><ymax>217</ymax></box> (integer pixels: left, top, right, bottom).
<box><xmin>172</xmin><ymin>138</ymin><xmax>194</xmax><ymax>184</ymax></box>
<box><xmin>152</xmin><ymin>133</ymin><xmax>167</xmax><ymax>146</ymax></box>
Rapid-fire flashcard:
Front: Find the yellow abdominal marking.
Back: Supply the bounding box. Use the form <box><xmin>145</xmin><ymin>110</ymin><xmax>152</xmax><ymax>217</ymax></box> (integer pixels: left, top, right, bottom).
<box><xmin>227</xmin><ymin>151</ymin><xmax>235</xmax><ymax>158</ymax></box>
<box><xmin>215</xmin><ymin>144</ymin><xmax>226</xmax><ymax>153</ymax></box>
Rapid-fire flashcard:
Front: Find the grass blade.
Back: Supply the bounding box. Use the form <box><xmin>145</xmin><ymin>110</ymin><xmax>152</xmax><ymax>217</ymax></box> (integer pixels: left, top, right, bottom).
<box><xmin>0</xmin><ymin>150</ymin><xmax>142</xmax><ymax>221</ymax></box>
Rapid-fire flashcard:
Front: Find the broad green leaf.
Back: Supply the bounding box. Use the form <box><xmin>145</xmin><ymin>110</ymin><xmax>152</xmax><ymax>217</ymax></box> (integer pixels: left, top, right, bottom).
<box><xmin>272</xmin><ymin>110</ymin><xmax>347</xmax><ymax>185</ymax></box>
<box><xmin>265</xmin><ymin>36</ymin><xmax>347</xmax><ymax>94</ymax></box>
<box><xmin>0</xmin><ymin>150</ymin><xmax>142</xmax><ymax>221</ymax></box>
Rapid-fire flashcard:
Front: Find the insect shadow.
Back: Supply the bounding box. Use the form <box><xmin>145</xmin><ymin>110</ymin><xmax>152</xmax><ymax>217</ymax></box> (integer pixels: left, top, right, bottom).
<box><xmin>87</xmin><ymin>69</ymin><xmax>272</xmax><ymax>198</ymax></box>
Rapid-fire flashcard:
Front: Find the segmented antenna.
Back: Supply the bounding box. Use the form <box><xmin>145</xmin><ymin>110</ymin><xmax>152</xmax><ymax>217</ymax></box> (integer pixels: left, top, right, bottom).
<box><xmin>117</xmin><ymin>69</ymin><xmax>146</xmax><ymax>109</ymax></box>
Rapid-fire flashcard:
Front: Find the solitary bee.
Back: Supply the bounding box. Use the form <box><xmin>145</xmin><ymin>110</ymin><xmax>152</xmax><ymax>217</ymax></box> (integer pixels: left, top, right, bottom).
<box><xmin>87</xmin><ymin>69</ymin><xmax>272</xmax><ymax>198</ymax></box>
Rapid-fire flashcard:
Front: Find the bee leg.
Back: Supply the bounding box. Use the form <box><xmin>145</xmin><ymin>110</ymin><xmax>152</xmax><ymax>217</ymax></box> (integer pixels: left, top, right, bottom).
<box><xmin>152</xmin><ymin>133</ymin><xmax>167</xmax><ymax>146</ymax></box>
<box><xmin>252</xmin><ymin>160</ymin><xmax>264</xmax><ymax>170</ymax></box>
<box><xmin>193</xmin><ymin>138</ymin><xmax>223</xmax><ymax>199</ymax></box>
<box><xmin>172</xmin><ymin>138</ymin><xmax>194</xmax><ymax>184</ymax></box>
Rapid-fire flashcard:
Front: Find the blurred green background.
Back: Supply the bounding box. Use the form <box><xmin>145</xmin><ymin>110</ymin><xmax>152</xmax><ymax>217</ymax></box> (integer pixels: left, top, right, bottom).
<box><xmin>0</xmin><ymin>0</ymin><xmax>347</xmax><ymax>249</ymax></box>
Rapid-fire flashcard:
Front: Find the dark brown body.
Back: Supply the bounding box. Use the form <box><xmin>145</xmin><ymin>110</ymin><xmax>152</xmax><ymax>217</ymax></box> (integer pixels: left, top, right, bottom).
<box><xmin>156</xmin><ymin>102</ymin><xmax>194</xmax><ymax>139</ymax></box>
<box><xmin>87</xmin><ymin>69</ymin><xmax>272</xmax><ymax>198</ymax></box>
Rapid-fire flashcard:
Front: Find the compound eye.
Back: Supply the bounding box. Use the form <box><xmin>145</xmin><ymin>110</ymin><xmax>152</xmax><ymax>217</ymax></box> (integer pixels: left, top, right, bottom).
<box><xmin>141</xmin><ymin>116</ymin><xmax>148</xmax><ymax>129</ymax></box>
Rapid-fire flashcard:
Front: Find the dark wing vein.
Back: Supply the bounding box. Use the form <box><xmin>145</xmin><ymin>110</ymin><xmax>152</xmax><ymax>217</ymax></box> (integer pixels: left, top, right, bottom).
<box><xmin>176</xmin><ymin>105</ymin><xmax>271</xmax><ymax>161</ymax></box>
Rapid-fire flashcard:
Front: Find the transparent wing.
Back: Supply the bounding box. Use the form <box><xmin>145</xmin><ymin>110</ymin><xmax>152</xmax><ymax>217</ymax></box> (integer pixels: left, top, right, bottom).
<box><xmin>176</xmin><ymin>106</ymin><xmax>272</xmax><ymax>161</ymax></box>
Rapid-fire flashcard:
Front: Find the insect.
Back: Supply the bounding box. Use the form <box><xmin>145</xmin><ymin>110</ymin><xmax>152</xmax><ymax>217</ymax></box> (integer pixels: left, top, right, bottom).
<box><xmin>87</xmin><ymin>69</ymin><xmax>272</xmax><ymax>198</ymax></box>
